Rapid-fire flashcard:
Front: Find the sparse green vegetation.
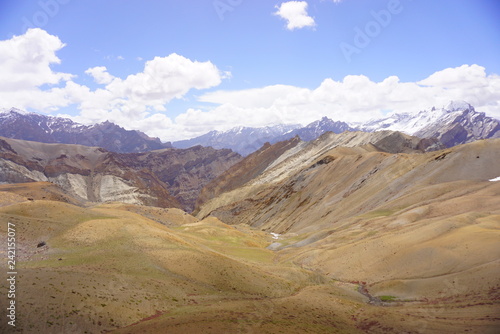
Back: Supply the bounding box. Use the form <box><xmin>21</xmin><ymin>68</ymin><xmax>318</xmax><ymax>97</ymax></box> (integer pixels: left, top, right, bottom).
<box><xmin>379</xmin><ymin>295</ymin><xmax>397</xmax><ymax>302</ymax></box>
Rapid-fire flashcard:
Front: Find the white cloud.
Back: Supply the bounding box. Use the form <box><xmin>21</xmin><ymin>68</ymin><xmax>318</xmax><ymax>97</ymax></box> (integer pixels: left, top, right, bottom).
<box><xmin>91</xmin><ymin>54</ymin><xmax>223</xmax><ymax>110</ymax></box>
<box><xmin>199</xmin><ymin>84</ymin><xmax>307</xmax><ymax>108</ymax></box>
<box><xmin>274</xmin><ymin>1</ymin><xmax>316</xmax><ymax>31</ymax></box>
<box><xmin>69</xmin><ymin>53</ymin><xmax>227</xmax><ymax>137</ymax></box>
<box><xmin>0</xmin><ymin>29</ymin><xmax>227</xmax><ymax>128</ymax></box>
<box><xmin>85</xmin><ymin>66</ymin><xmax>115</xmax><ymax>85</ymax></box>
<box><xmin>0</xmin><ymin>28</ymin><xmax>73</xmax><ymax>109</ymax></box>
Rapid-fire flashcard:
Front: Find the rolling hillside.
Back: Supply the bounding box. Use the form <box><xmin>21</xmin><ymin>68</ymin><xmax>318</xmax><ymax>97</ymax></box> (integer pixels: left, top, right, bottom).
<box><xmin>0</xmin><ymin>130</ymin><xmax>499</xmax><ymax>333</ymax></box>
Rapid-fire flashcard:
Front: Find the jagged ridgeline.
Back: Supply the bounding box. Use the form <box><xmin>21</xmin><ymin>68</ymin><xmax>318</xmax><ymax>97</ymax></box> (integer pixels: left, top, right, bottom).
<box><xmin>173</xmin><ymin>101</ymin><xmax>500</xmax><ymax>155</ymax></box>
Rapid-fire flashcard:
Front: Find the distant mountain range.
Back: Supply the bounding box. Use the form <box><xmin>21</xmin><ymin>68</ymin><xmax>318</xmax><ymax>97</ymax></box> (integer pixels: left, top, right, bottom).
<box><xmin>0</xmin><ymin>108</ymin><xmax>172</xmax><ymax>153</ymax></box>
<box><xmin>173</xmin><ymin>124</ymin><xmax>301</xmax><ymax>156</ymax></box>
<box><xmin>1</xmin><ymin>101</ymin><xmax>499</xmax><ymax>156</ymax></box>
<box><xmin>356</xmin><ymin>101</ymin><xmax>500</xmax><ymax>147</ymax></box>
<box><xmin>275</xmin><ymin>117</ymin><xmax>356</xmax><ymax>142</ymax></box>
<box><xmin>175</xmin><ymin>101</ymin><xmax>500</xmax><ymax>155</ymax></box>
<box><xmin>172</xmin><ymin>120</ymin><xmax>356</xmax><ymax>156</ymax></box>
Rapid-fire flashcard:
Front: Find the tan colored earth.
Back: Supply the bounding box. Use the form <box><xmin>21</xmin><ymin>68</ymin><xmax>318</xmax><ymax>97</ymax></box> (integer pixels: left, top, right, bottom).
<box><xmin>0</xmin><ymin>133</ymin><xmax>499</xmax><ymax>333</ymax></box>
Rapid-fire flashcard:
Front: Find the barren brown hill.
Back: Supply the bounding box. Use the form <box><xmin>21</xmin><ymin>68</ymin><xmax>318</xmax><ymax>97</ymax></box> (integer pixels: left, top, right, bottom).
<box><xmin>195</xmin><ymin>130</ymin><xmax>441</xmax><ymax>213</ymax></box>
<box><xmin>0</xmin><ymin>137</ymin><xmax>241</xmax><ymax>211</ymax></box>
<box><xmin>193</xmin><ymin>131</ymin><xmax>500</xmax><ymax>332</ymax></box>
<box><xmin>0</xmin><ymin>182</ymin><xmax>84</xmax><ymax>207</ymax></box>
<box><xmin>196</xmin><ymin>132</ymin><xmax>500</xmax><ymax>232</ymax></box>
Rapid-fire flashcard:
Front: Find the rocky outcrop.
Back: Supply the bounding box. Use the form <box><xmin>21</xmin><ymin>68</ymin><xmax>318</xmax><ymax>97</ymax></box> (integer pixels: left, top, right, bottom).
<box><xmin>0</xmin><ymin>137</ymin><xmax>241</xmax><ymax>211</ymax></box>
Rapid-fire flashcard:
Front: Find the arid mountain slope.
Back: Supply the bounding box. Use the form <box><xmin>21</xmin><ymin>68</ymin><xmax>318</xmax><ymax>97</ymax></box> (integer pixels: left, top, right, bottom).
<box><xmin>0</xmin><ymin>137</ymin><xmax>241</xmax><ymax>211</ymax></box>
<box><xmin>195</xmin><ymin>136</ymin><xmax>301</xmax><ymax>212</ymax></box>
<box><xmin>0</xmin><ymin>196</ymin><xmax>314</xmax><ymax>333</ymax></box>
<box><xmin>0</xmin><ymin>182</ymin><xmax>84</xmax><ymax>207</ymax></box>
<box><xmin>195</xmin><ymin>131</ymin><xmax>500</xmax><ymax>327</ymax></box>
<box><xmin>196</xmin><ymin>130</ymin><xmax>444</xmax><ymax>218</ymax></box>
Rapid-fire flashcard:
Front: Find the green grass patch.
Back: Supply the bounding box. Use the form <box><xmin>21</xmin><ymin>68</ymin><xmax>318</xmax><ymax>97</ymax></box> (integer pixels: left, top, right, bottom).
<box><xmin>379</xmin><ymin>295</ymin><xmax>397</xmax><ymax>302</ymax></box>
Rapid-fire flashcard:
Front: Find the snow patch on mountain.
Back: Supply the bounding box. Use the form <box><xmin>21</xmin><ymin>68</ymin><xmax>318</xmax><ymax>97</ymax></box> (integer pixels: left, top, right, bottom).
<box><xmin>445</xmin><ymin>100</ymin><xmax>474</xmax><ymax>112</ymax></box>
<box><xmin>357</xmin><ymin>104</ymin><xmax>450</xmax><ymax>135</ymax></box>
<box><xmin>173</xmin><ymin>124</ymin><xmax>301</xmax><ymax>156</ymax></box>
<box><xmin>0</xmin><ymin>108</ymin><xmax>34</xmax><ymax>116</ymax></box>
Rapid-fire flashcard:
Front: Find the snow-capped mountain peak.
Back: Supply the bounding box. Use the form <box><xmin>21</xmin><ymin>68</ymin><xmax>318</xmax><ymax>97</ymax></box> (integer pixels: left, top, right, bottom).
<box><xmin>357</xmin><ymin>100</ymin><xmax>483</xmax><ymax>136</ymax></box>
<box><xmin>444</xmin><ymin>100</ymin><xmax>473</xmax><ymax>113</ymax></box>
<box><xmin>414</xmin><ymin>101</ymin><xmax>500</xmax><ymax>147</ymax></box>
<box><xmin>173</xmin><ymin>124</ymin><xmax>301</xmax><ymax>156</ymax></box>
<box><xmin>0</xmin><ymin>107</ymin><xmax>36</xmax><ymax>117</ymax></box>
<box><xmin>174</xmin><ymin>101</ymin><xmax>498</xmax><ymax>155</ymax></box>
<box><xmin>358</xmin><ymin>108</ymin><xmax>445</xmax><ymax>135</ymax></box>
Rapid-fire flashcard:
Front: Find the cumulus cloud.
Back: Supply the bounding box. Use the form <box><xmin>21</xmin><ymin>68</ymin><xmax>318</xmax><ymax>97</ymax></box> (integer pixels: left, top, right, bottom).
<box><xmin>68</xmin><ymin>53</ymin><xmax>226</xmax><ymax>136</ymax></box>
<box><xmin>274</xmin><ymin>1</ymin><xmax>316</xmax><ymax>30</ymax></box>
<box><xmin>73</xmin><ymin>53</ymin><xmax>225</xmax><ymax>122</ymax></box>
<box><xmin>199</xmin><ymin>85</ymin><xmax>307</xmax><ymax>109</ymax></box>
<box><xmin>85</xmin><ymin>66</ymin><xmax>115</xmax><ymax>85</ymax></box>
<box><xmin>86</xmin><ymin>54</ymin><xmax>223</xmax><ymax>111</ymax></box>
<box><xmin>0</xmin><ymin>28</ymin><xmax>74</xmax><ymax>110</ymax></box>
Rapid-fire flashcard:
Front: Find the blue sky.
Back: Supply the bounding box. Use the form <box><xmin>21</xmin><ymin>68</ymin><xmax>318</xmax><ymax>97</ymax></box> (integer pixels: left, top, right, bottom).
<box><xmin>1</xmin><ymin>0</ymin><xmax>499</xmax><ymax>141</ymax></box>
